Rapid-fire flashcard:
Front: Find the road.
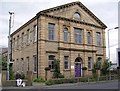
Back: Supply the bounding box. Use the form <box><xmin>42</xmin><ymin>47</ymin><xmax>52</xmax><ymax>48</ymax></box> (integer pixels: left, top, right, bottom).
<box><xmin>1</xmin><ymin>80</ymin><xmax>119</xmax><ymax>91</ymax></box>
<box><xmin>44</xmin><ymin>80</ymin><xmax>119</xmax><ymax>89</ymax></box>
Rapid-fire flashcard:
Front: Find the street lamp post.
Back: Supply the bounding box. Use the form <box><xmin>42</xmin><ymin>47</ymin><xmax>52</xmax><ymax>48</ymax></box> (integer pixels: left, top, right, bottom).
<box><xmin>7</xmin><ymin>12</ymin><xmax>14</xmax><ymax>80</ymax></box>
<box><xmin>107</xmin><ymin>27</ymin><xmax>119</xmax><ymax>80</ymax></box>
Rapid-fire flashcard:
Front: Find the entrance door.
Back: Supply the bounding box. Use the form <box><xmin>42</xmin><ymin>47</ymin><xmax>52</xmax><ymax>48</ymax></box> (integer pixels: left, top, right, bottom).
<box><xmin>75</xmin><ymin>63</ymin><xmax>82</xmax><ymax>77</ymax></box>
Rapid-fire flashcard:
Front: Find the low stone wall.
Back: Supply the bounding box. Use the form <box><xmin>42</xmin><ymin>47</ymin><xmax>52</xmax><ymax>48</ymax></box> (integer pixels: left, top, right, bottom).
<box><xmin>2</xmin><ymin>80</ymin><xmax>28</xmax><ymax>87</ymax></box>
<box><xmin>2</xmin><ymin>70</ymin><xmax>33</xmax><ymax>87</ymax></box>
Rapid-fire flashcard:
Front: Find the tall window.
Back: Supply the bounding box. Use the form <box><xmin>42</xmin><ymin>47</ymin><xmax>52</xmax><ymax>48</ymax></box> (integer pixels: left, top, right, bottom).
<box><xmin>48</xmin><ymin>23</ymin><xmax>55</xmax><ymax>40</ymax></box>
<box><xmin>97</xmin><ymin>57</ymin><xmax>102</xmax><ymax>69</ymax></box>
<box><xmin>74</xmin><ymin>28</ymin><xmax>82</xmax><ymax>44</ymax></box>
<box><xmin>87</xmin><ymin>32</ymin><xmax>92</xmax><ymax>45</ymax></box>
<box><xmin>27</xmin><ymin>29</ymin><xmax>30</xmax><ymax>45</ymax></box>
<box><xmin>88</xmin><ymin>57</ymin><xmax>92</xmax><ymax>69</ymax></box>
<box><xmin>21</xmin><ymin>32</ymin><xmax>24</xmax><ymax>47</ymax></box>
<box><xmin>64</xmin><ymin>56</ymin><xmax>69</xmax><ymax>69</ymax></box>
<box><xmin>34</xmin><ymin>25</ymin><xmax>37</xmax><ymax>42</ymax></box>
<box><xmin>33</xmin><ymin>55</ymin><xmax>37</xmax><ymax>72</ymax></box>
<box><xmin>17</xmin><ymin>35</ymin><xmax>19</xmax><ymax>48</ymax></box>
<box><xmin>64</xmin><ymin>28</ymin><xmax>68</xmax><ymax>42</ymax></box>
<box><xmin>96</xmin><ymin>32</ymin><xmax>101</xmax><ymax>46</ymax></box>
<box><xmin>48</xmin><ymin>55</ymin><xmax>55</xmax><ymax>69</ymax></box>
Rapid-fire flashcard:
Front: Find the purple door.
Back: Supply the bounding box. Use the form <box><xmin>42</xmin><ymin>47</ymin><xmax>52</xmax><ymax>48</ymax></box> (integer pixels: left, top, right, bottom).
<box><xmin>75</xmin><ymin>63</ymin><xmax>81</xmax><ymax>77</ymax></box>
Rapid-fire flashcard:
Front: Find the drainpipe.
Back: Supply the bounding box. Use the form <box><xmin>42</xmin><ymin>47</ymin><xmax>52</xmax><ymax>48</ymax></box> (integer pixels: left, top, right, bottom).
<box><xmin>36</xmin><ymin>14</ymin><xmax>39</xmax><ymax>78</ymax></box>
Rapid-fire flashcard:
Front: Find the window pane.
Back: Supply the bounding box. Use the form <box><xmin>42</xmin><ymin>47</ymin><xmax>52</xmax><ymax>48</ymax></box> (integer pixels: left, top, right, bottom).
<box><xmin>34</xmin><ymin>25</ymin><xmax>37</xmax><ymax>42</ymax></box>
<box><xmin>96</xmin><ymin>32</ymin><xmax>101</xmax><ymax>46</ymax></box>
<box><xmin>74</xmin><ymin>28</ymin><xmax>82</xmax><ymax>43</ymax></box>
<box><xmin>97</xmin><ymin>58</ymin><xmax>102</xmax><ymax>69</ymax></box>
<box><xmin>64</xmin><ymin>28</ymin><xmax>68</xmax><ymax>42</ymax></box>
<box><xmin>88</xmin><ymin>57</ymin><xmax>92</xmax><ymax>69</ymax></box>
<box><xmin>48</xmin><ymin>23</ymin><xmax>55</xmax><ymax>40</ymax></box>
<box><xmin>48</xmin><ymin>55</ymin><xmax>55</xmax><ymax>60</ymax></box>
<box><xmin>87</xmin><ymin>32</ymin><xmax>91</xmax><ymax>44</ymax></box>
<box><xmin>64</xmin><ymin>56</ymin><xmax>69</xmax><ymax>69</ymax></box>
<box><xmin>48</xmin><ymin>55</ymin><xmax>55</xmax><ymax>69</ymax></box>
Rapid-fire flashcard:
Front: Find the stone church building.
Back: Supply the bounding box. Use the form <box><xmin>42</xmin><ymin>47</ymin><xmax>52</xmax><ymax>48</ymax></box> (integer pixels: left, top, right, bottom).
<box><xmin>11</xmin><ymin>1</ymin><xmax>107</xmax><ymax>79</ymax></box>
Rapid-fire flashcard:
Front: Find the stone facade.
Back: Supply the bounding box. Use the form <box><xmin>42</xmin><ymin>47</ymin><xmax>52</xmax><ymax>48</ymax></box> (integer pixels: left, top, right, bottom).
<box><xmin>11</xmin><ymin>1</ymin><xmax>107</xmax><ymax>79</ymax></box>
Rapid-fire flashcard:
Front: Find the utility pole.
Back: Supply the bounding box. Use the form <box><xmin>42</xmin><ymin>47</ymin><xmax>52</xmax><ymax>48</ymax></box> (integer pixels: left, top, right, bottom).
<box><xmin>107</xmin><ymin>27</ymin><xmax>119</xmax><ymax>80</ymax></box>
<box><xmin>7</xmin><ymin>12</ymin><xmax>14</xmax><ymax>80</ymax></box>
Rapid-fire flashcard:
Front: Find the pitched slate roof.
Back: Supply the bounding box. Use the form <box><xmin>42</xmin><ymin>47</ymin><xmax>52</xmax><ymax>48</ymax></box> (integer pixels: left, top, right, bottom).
<box><xmin>37</xmin><ymin>1</ymin><xmax>107</xmax><ymax>29</ymax></box>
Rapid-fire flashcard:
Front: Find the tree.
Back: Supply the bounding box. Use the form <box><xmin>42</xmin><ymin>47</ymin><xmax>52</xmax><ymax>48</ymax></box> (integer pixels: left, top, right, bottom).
<box><xmin>92</xmin><ymin>63</ymin><xmax>97</xmax><ymax>78</ymax></box>
<box><xmin>101</xmin><ymin>59</ymin><xmax>112</xmax><ymax>75</ymax></box>
<box><xmin>53</xmin><ymin>58</ymin><xmax>60</xmax><ymax>78</ymax></box>
<box><xmin>53</xmin><ymin>59</ymin><xmax>64</xmax><ymax>78</ymax></box>
<box><xmin>0</xmin><ymin>57</ymin><xmax>7</xmax><ymax>70</ymax></box>
<box><xmin>92</xmin><ymin>60</ymin><xmax>101</xmax><ymax>78</ymax></box>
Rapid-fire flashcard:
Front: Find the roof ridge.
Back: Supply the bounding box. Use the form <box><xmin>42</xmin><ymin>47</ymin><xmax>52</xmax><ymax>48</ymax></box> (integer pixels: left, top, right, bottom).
<box><xmin>37</xmin><ymin>1</ymin><xmax>80</xmax><ymax>14</ymax></box>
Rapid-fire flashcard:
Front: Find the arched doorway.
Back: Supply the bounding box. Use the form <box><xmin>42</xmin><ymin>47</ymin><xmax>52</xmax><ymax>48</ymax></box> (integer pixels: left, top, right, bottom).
<box><xmin>75</xmin><ymin>57</ymin><xmax>82</xmax><ymax>77</ymax></box>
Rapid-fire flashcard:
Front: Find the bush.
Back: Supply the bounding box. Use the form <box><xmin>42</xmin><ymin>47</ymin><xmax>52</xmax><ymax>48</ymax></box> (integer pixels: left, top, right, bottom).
<box><xmin>45</xmin><ymin>79</ymin><xmax>54</xmax><ymax>85</ymax></box>
<box><xmin>53</xmin><ymin>79</ymin><xmax>63</xmax><ymax>84</ymax></box>
<box><xmin>21</xmin><ymin>72</ymin><xmax>25</xmax><ymax>79</ymax></box>
<box><xmin>58</xmin><ymin>74</ymin><xmax>64</xmax><ymax>78</ymax></box>
<box><xmin>89</xmin><ymin>76</ymin><xmax>97</xmax><ymax>82</ymax></box>
<box><xmin>33</xmin><ymin>77</ymin><xmax>45</xmax><ymax>83</ymax></box>
<box><xmin>2</xmin><ymin>58</ymin><xmax>7</xmax><ymax>70</ymax></box>
<box><xmin>33</xmin><ymin>78</ymin><xmax>39</xmax><ymax>82</ymax></box>
<box><xmin>80</xmin><ymin>77</ymin><xmax>88</xmax><ymax>82</ymax></box>
<box><xmin>52</xmin><ymin>78</ymin><xmax>77</xmax><ymax>84</ymax></box>
<box><xmin>9</xmin><ymin>66</ymin><xmax>15</xmax><ymax>80</ymax></box>
<box><xmin>68</xmin><ymin>78</ymin><xmax>77</xmax><ymax>83</ymax></box>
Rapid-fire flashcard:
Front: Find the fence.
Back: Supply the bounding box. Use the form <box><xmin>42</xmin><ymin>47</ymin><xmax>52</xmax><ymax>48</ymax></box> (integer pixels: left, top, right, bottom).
<box><xmin>51</xmin><ymin>75</ymin><xmax>119</xmax><ymax>85</ymax></box>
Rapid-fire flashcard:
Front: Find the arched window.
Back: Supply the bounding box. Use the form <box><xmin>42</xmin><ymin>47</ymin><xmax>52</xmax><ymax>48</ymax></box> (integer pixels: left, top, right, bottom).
<box><xmin>87</xmin><ymin>32</ymin><xmax>92</xmax><ymax>44</ymax></box>
<box><xmin>64</xmin><ymin>27</ymin><xmax>68</xmax><ymax>42</ymax></box>
<box><xmin>73</xmin><ymin>12</ymin><xmax>81</xmax><ymax>19</ymax></box>
<box><xmin>48</xmin><ymin>55</ymin><xmax>55</xmax><ymax>69</ymax></box>
<box><xmin>48</xmin><ymin>55</ymin><xmax>55</xmax><ymax>60</ymax></box>
<box><xmin>75</xmin><ymin>57</ymin><xmax>82</xmax><ymax>63</ymax></box>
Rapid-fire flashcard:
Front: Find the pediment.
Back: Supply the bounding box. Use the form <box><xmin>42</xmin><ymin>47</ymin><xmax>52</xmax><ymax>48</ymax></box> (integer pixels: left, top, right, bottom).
<box><xmin>39</xmin><ymin>2</ymin><xmax>107</xmax><ymax>29</ymax></box>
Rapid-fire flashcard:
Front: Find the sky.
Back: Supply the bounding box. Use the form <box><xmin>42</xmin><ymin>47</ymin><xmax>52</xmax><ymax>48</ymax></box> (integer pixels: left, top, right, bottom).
<box><xmin>0</xmin><ymin>0</ymin><xmax>119</xmax><ymax>63</ymax></box>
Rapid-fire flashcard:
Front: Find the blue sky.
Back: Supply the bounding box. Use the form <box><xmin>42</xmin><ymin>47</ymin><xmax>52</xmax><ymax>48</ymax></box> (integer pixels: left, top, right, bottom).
<box><xmin>0</xmin><ymin>0</ymin><xmax>119</xmax><ymax>63</ymax></box>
